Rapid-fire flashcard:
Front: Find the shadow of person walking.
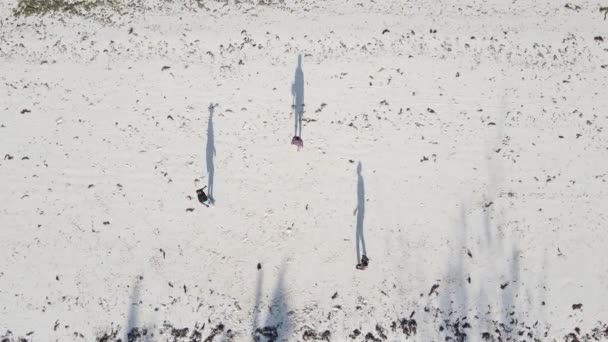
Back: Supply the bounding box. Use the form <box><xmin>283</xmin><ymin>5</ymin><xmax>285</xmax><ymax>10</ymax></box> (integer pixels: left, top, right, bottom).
<box><xmin>206</xmin><ymin>103</ymin><xmax>216</xmax><ymax>204</ymax></box>
<box><xmin>291</xmin><ymin>54</ymin><xmax>304</xmax><ymax>150</ymax></box>
<box><xmin>252</xmin><ymin>266</ymin><xmax>263</xmax><ymax>340</ymax></box>
<box><xmin>124</xmin><ymin>276</ymin><xmax>142</xmax><ymax>342</ymax></box>
<box><xmin>252</xmin><ymin>263</ymin><xmax>292</xmax><ymax>342</ymax></box>
<box><xmin>354</xmin><ymin>162</ymin><xmax>369</xmax><ymax>270</ymax></box>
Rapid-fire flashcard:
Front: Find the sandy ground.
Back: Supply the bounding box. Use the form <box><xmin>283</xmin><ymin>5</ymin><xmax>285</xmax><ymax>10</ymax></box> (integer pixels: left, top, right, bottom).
<box><xmin>1</xmin><ymin>0</ymin><xmax>608</xmax><ymax>341</ymax></box>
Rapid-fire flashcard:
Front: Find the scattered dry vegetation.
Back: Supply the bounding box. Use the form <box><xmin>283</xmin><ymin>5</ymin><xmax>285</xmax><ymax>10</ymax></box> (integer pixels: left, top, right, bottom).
<box><xmin>13</xmin><ymin>0</ymin><xmax>121</xmax><ymax>16</ymax></box>
<box><xmin>12</xmin><ymin>0</ymin><xmax>286</xmax><ymax>16</ymax></box>
<box><xmin>601</xmin><ymin>6</ymin><xmax>608</xmax><ymax>20</ymax></box>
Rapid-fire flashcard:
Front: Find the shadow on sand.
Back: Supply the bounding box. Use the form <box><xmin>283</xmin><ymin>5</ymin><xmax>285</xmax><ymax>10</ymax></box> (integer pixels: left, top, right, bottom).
<box><xmin>206</xmin><ymin>103</ymin><xmax>216</xmax><ymax>203</ymax></box>
<box><xmin>437</xmin><ymin>107</ymin><xmax>547</xmax><ymax>341</ymax></box>
<box><xmin>291</xmin><ymin>54</ymin><xmax>305</xmax><ymax>150</ymax></box>
<box><xmin>123</xmin><ymin>276</ymin><xmax>155</xmax><ymax>342</ymax></box>
<box><xmin>354</xmin><ymin>162</ymin><xmax>368</xmax><ymax>269</ymax></box>
<box><xmin>252</xmin><ymin>263</ymin><xmax>292</xmax><ymax>342</ymax></box>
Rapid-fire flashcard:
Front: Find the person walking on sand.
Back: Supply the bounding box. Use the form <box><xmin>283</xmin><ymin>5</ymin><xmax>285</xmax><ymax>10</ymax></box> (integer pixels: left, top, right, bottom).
<box><xmin>291</xmin><ymin>54</ymin><xmax>304</xmax><ymax>149</ymax></box>
<box><xmin>356</xmin><ymin>255</ymin><xmax>369</xmax><ymax>270</ymax></box>
<box><xmin>291</xmin><ymin>136</ymin><xmax>303</xmax><ymax>151</ymax></box>
<box><xmin>196</xmin><ymin>186</ymin><xmax>210</xmax><ymax>207</ymax></box>
<box><xmin>354</xmin><ymin>162</ymin><xmax>369</xmax><ymax>270</ymax></box>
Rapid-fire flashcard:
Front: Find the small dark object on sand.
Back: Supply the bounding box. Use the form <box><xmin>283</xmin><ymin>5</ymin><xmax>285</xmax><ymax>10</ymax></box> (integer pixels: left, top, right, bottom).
<box><xmin>291</xmin><ymin>136</ymin><xmax>304</xmax><ymax>150</ymax></box>
<box><xmin>356</xmin><ymin>255</ymin><xmax>369</xmax><ymax>270</ymax></box>
<box><xmin>196</xmin><ymin>186</ymin><xmax>210</xmax><ymax>207</ymax></box>
<box><xmin>255</xmin><ymin>326</ymin><xmax>278</xmax><ymax>340</ymax></box>
<box><xmin>257</xmin><ymin>263</ymin><xmax>262</xmax><ymax>270</ymax></box>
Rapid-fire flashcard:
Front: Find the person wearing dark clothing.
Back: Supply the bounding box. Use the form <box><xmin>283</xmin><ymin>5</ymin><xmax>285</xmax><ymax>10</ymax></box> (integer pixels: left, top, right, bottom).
<box><xmin>291</xmin><ymin>54</ymin><xmax>305</xmax><ymax>149</ymax></box>
<box><xmin>291</xmin><ymin>135</ymin><xmax>303</xmax><ymax>151</ymax></box>
<box><xmin>196</xmin><ymin>186</ymin><xmax>210</xmax><ymax>207</ymax></box>
<box><xmin>356</xmin><ymin>255</ymin><xmax>369</xmax><ymax>270</ymax></box>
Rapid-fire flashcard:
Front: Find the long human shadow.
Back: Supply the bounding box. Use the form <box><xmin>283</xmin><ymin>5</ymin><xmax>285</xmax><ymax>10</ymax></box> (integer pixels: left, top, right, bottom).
<box><xmin>437</xmin><ymin>104</ymin><xmax>546</xmax><ymax>340</ymax></box>
<box><xmin>354</xmin><ymin>162</ymin><xmax>367</xmax><ymax>266</ymax></box>
<box><xmin>252</xmin><ymin>264</ymin><xmax>292</xmax><ymax>342</ymax></box>
<box><xmin>437</xmin><ymin>204</ymin><xmax>470</xmax><ymax>342</ymax></box>
<box><xmin>252</xmin><ymin>267</ymin><xmax>263</xmax><ymax>341</ymax></box>
<box><xmin>291</xmin><ymin>54</ymin><xmax>304</xmax><ymax>139</ymax></box>
<box><xmin>124</xmin><ymin>276</ymin><xmax>141</xmax><ymax>342</ymax></box>
<box><xmin>206</xmin><ymin>103</ymin><xmax>216</xmax><ymax>203</ymax></box>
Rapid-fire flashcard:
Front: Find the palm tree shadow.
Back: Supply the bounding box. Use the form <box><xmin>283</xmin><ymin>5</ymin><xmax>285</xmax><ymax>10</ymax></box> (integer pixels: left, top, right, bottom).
<box><xmin>354</xmin><ymin>162</ymin><xmax>368</xmax><ymax>267</ymax></box>
<box><xmin>291</xmin><ymin>54</ymin><xmax>305</xmax><ymax>146</ymax></box>
<box><xmin>206</xmin><ymin>103</ymin><xmax>216</xmax><ymax>203</ymax></box>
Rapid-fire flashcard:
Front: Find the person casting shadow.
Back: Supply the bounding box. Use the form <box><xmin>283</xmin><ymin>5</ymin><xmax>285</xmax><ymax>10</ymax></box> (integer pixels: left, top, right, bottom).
<box><xmin>124</xmin><ymin>277</ymin><xmax>141</xmax><ymax>341</ymax></box>
<box><xmin>354</xmin><ymin>162</ymin><xmax>369</xmax><ymax>270</ymax></box>
<box><xmin>291</xmin><ymin>54</ymin><xmax>304</xmax><ymax>150</ymax></box>
<box><xmin>206</xmin><ymin>103</ymin><xmax>216</xmax><ymax>203</ymax></box>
